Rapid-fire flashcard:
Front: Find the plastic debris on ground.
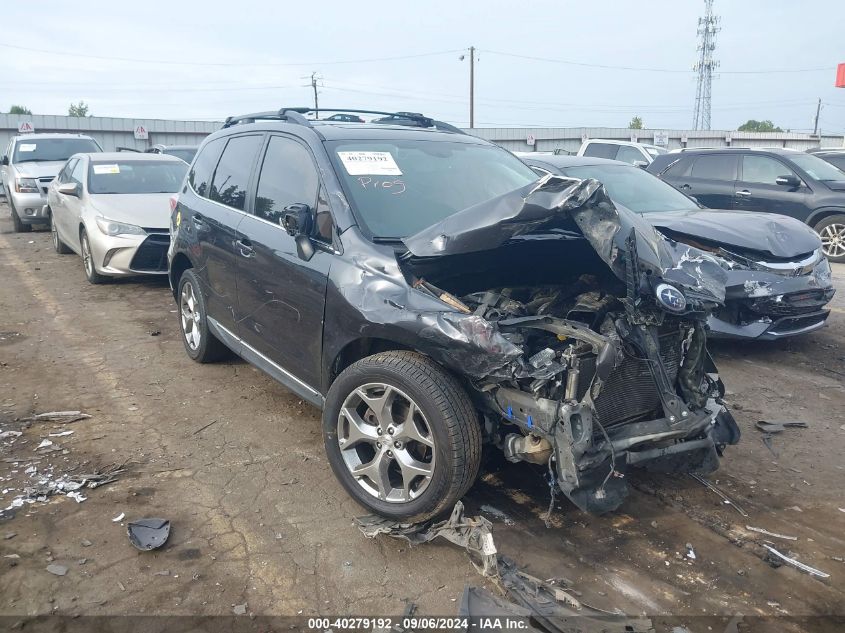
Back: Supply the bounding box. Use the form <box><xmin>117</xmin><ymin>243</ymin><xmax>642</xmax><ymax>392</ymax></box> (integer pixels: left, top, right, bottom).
<box><xmin>689</xmin><ymin>474</ymin><xmax>748</xmax><ymax>517</ymax></box>
<box><xmin>127</xmin><ymin>518</ymin><xmax>171</xmax><ymax>551</ymax></box>
<box><xmin>763</xmin><ymin>544</ymin><xmax>830</xmax><ymax>579</ymax></box>
<box><xmin>745</xmin><ymin>525</ymin><xmax>797</xmax><ymax>541</ymax></box>
<box><xmin>356</xmin><ymin>502</ymin><xmax>654</xmax><ymax>632</ymax></box>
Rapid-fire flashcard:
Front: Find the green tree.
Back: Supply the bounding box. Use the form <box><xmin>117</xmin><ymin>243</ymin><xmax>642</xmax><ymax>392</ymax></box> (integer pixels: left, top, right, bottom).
<box><xmin>68</xmin><ymin>101</ymin><xmax>90</xmax><ymax>117</ymax></box>
<box><xmin>628</xmin><ymin>116</ymin><xmax>643</xmax><ymax>129</ymax></box>
<box><xmin>8</xmin><ymin>105</ymin><xmax>32</xmax><ymax>115</ymax></box>
<box><xmin>737</xmin><ymin>119</ymin><xmax>783</xmax><ymax>132</ymax></box>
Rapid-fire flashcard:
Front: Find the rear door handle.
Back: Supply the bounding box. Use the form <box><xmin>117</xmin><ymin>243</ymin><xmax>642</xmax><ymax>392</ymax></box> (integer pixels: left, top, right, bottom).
<box><xmin>735</xmin><ymin>189</ymin><xmax>752</xmax><ymax>197</ymax></box>
<box><xmin>235</xmin><ymin>238</ymin><xmax>254</xmax><ymax>258</ymax></box>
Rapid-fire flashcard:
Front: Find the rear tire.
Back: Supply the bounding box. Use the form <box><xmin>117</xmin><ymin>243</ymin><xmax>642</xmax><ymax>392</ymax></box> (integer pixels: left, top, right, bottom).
<box><xmin>9</xmin><ymin>199</ymin><xmax>31</xmax><ymax>233</ymax></box>
<box><xmin>80</xmin><ymin>228</ymin><xmax>107</xmax><ymax>284</ymax></box>
<box><xmin>323</xmin><ymin>351</ymin><xmax>482</xmax><ymax>522</ymax></box>
<box><xmin>177</xmin><ymin>269</ymin><xmax>230</xmax><ymax>363</ymax></box>
<box><xmin>815</xmin><ymin>214</ymin><xmax>845</xmax><ymax>263</ymax></box>
<box><xmin>51</xmin><ymin>212</ymin><xmax>71</xmax><ymax>254</ymax></box>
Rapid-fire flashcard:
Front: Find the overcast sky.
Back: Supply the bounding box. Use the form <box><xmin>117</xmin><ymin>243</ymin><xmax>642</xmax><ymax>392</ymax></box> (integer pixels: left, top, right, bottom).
<box><xmin>2</xmin><ymin>0</ymin><xmax>844</xmax><ymax>133</ymax></box>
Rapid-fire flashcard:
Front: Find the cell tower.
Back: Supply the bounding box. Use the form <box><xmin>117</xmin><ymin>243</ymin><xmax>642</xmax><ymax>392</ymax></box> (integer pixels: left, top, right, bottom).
<box><xmin>692</xmin><ymin>0</ymin><xmax>720</xmax><ymax>130</ymax></box>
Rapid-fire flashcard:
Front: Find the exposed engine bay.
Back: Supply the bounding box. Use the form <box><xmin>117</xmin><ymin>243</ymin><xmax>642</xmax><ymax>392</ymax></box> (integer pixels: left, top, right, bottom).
<box><xmin>398</xmin><ymin>175</ymin><xmax>741</xmax><ymax>513</ymax></box>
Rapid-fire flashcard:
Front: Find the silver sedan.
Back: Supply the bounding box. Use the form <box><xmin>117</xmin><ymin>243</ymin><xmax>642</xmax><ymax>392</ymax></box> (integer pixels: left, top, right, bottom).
<box><xmin>46</xmin><ymin>152</ymin><xmax>187</xmax><ymax>284</ymax></box>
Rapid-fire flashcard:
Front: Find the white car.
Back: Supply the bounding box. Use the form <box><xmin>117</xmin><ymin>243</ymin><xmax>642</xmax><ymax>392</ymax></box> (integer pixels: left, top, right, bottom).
<box><xmin>577</xmin><ymin>139</ymin><xmax>668</xmax><ymax>166</ymax></box>
<box><xmin>46</xmin><ymin>152</ymin><xmax>187</xmax><ymax>284</ymax></box>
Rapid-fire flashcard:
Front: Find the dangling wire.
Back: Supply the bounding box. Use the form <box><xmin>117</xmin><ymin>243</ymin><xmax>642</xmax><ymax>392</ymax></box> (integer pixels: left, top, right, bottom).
<box><xmin>542</xmin><ymin>453</ymin><xmax>557</xmax><ymax>528</ymax></box>
<box><xmin>594</xmin><ymin>417</ymin><xmax>617</xmax><ymax>499</ymax></box>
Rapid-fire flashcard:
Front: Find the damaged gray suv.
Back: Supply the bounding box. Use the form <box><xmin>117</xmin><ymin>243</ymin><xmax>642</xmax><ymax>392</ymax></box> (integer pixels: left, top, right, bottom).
<box><xmin>168</xmin><ymin>108</ymin><xmax>739</xmax><ymax>521</ymax></box>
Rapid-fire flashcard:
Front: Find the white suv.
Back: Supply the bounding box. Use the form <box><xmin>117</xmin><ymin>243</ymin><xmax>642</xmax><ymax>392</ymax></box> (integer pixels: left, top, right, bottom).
<box><xmin>577</xmin><ymin>139</ymin><xmax>667</xmax><ymax>166</ymax></box>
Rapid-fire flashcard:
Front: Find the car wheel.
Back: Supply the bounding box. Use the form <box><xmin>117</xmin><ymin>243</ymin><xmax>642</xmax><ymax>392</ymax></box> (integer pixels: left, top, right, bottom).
<box><xmin>177</xmin><ymin>269</ymin><xmax>230</xmax><ymax>363</ymax></box>
<box><xmin>80</xmin><ymin>228</ymin><xmax>108</xmax><ymax>284</ymax></box>
<box><xmin>51</xmin><ymin>212</ymin><xmax>71</xmax><ymax>254</ymax></box>
<box><xmin>323</xmin><ymin>351</ymin><xmax>482</xmax><ymax>522</ymax></box>
<box><xmin>9</xmin><ymin>199</ymin><xmax>31</xmax><ymax>233</ymax></box>
<box><xmin>816</xmin><ymin>214</ymin><xmax>845</xmax><ymax>263</ymax></box>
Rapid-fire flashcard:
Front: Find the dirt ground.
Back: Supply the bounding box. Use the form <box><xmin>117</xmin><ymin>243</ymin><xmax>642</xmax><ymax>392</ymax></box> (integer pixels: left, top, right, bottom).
<box><xmin>1</xmin><ymin>202</ymin><xmax>844</xmax><ymax>632</ymax></box>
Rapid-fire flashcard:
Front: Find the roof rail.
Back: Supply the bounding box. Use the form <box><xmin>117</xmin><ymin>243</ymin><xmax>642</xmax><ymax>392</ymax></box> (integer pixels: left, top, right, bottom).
<box><xmin>115</xmin><ymin>146</ymin><xmax>141</xmax><ymax>153</ymax></box>
<box><xmin>222</xmin><ymin>107</ymin><xmax>465</xmax><ymax>134</ymax></box>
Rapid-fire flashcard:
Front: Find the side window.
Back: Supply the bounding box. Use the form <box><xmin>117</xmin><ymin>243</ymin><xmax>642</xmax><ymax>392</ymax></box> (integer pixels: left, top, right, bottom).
<box><xmin>662</xmin><ymin>157</ymin><xmax>692</xmax><ymax>177</ymax></box>
<box><xmin>58</xmin><ymin>159</ymin><xmax>78</xmax><ymax>184</ymax></box>
<box><xmin>188</xmin><ymin>137</ymin><xmax>225</xmax><ymax>198</ymax></box>
<box><xmin>742</xmin><ymin>155</ymin><xmax>796</xmax><ymax>185</ymax></box>
<box><xmin>254</xmin><ymin>136</ymin><xmax>320</xmax><ymax>227</ymax></box>
<box><xmin>690</xmin><ymin>155</ymin><xmax>738</xmax><ymax>181</ymax></box>
<box><xmin>70</xmin><ymin>159</ymin><xmax>86</xmax><ymax>186</ymax></box>
<box><xmin>210</xmin><ymin>135</ymin><xmax>263</xmax><ymax>210</ymax></box>
<box><xmin>582</xmin><ymin>143</ymin><xmax>618</xmax><ymax>159</ymax></box>
<box><xmin>616</xmin><ymin>145</ymin><xmax>645</xmax><ymax>165</ymax></box>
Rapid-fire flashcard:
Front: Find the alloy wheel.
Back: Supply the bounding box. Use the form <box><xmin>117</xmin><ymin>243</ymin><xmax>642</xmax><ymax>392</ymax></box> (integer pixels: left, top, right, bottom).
<box><xmin>337</xmin><ymin>383</ymin><xmax>435</xmax><ymax>503</ymax></box>
<box><xmin>51</xmin><ymin>217</ymin><xmax>58</xmax><ymax>250</ymax></box>
<box><xmin>81</xmin><ymin>235</ymin><xmax>93</xmax><ymax>276</ymax></box>
<box><xmin>819</xmin><ymin>223</ymin><xmax>845</xmax><ymax>259</ymax></box>
<box><xmin>180</xmin><ymin>281</ymin><xmax>202</xmax><ymax>350</ymax></box>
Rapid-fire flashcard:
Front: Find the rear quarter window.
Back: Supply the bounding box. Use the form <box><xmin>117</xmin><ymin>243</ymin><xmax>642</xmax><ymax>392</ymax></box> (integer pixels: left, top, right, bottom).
<box><xmin>582</xmin><ymin>143</ymin><xmax>619</xmax><ymax>159</ymax></box>
<box><xmin>690</xmin><ymin>154</ymin><xmax>738</xmax><ymax>181</ymax></box>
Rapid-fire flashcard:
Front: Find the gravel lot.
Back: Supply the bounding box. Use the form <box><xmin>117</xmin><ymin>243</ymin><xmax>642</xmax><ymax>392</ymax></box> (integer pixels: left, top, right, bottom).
<box><xmin>1</xmin><ymin>204</ymin><xmax>844</xmax><ymax>630</ymax></box>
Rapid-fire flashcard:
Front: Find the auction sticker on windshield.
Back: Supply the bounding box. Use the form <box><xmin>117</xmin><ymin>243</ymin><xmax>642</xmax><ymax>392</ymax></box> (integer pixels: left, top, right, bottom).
<box><xmin>338</xmin><ymin>151</ymin><xmax>402</xmax><ymax>176</ymax></box>
<box><xmin>18</xmin><ymin>144</ymin><xmax>36</xmax><ymax>152</ymax></box>
<box><xmin>93</xmin><ymin>164</ymin><xmax>120</xmax><ymax>175</ymax></box>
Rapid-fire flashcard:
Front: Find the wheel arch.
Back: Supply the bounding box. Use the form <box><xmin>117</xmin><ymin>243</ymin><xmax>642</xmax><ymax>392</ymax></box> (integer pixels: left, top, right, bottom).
<box><xmin>169</xmin><ymin>252</ymin><xmax>194</xmax><ymax>298</ymax></box>
<box><xmin>807</xmin><ymin>207</ymin><xmax>845</xmax><ymax>228</ymax></box>
<box><xmin>327</xmin><ymin>336</ymin><xmax>413</xmax><ymax>389</ymax></box>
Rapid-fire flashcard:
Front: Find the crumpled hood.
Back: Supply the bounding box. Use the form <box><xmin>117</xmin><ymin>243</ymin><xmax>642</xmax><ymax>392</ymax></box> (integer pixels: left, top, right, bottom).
<box><xmin>646</xmin><ymin>209</ymin><xmax>820</xmax><ymax>259</ymax></box>
<box><xmin>88</xmin><ymin>193</ymin><xmax>172</xmax><ymax>229</ymax></box>
<box><xmin>11</xmin><ymin>161</ymin><xmax>66</xmax><ymax>179</ymax></box>
<box><xmin>403</xmin><ymin>175</ymin><xmax>728</xmax><ymax>304</ymax></box>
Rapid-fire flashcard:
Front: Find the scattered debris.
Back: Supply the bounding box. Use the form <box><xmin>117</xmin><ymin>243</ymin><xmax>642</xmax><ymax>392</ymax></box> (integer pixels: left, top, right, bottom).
<box><xmin>192</xmin><ymin>420</ymin><xmax>218</xmax><ymax>435</ymax></box>
<box><xmin>233</xmin><ymin>603</ymin><xmax>247</xmax><ymax>615</ymax></box>
<box><xmin>357</xmin><ymin>502</ymin><xmax>653</xmax><ymax>631</ymax></box>
<box><xmin>149</xmin><ymin>330</ymin><xmax>161</xmax><ymax>336</ymax></box>
<box><xmin>81</xmin><ymin>539</ymin><xmax>93</xmax><ymax>547</ymax></box>
<box><xmin>22</xmin><ymin>411</ymin><xmax>91</xmax><ymax>424</ymax></box>
<box><xmin>35</xmin><ymin>439</ymin><xmax>54</xmax><ymax>450</ymax></box>
<box><xmin>479</xmin><ymin>504</ymin><xmax>515</xmax><ymax>526</ymax></box>
<box><xmin>0</xmin><ymin>430</ymin><xmax>22</xmax><ymax>439</ymax></box>
<box><xmin>4</xmin><ymin>532</ymin><xmax>16</xmax><ymax>540</ymax></box>
<box><xmin>127</xmin><ymin>518</ymin><xmax>171</xmax><ymax>551</ymax></box>
<box><xmin>46</xmin><ymin>564</ymin><xmax>68</xmax><ymax>576</ymax></box>
<box><xmin>48</xmin><ymin>430</ymin><xmax>74</xmax><ymax>437</ymax></box>
<box><xmin>66</xmin><ymin>491</ymin><xmax>86</xmax><ymax>503</ymax></box>
<box><xmin>153</xmin><ymin>570</ymin><xmax>171</xmax><ymax>576</ymax></box>
<box><xmin>763</xmin><ymin>544</ymin><xmax>830</xmax><ymax>579</ymax></box>
<box><xmin>685</xmin><ymin>543</ymin><xmax>696</xmax><ymax>560</ymax></box>
<box><xmin>689</xmin><ymin>474</ymin><xmax>748</xmax><ymax>517</ymax></box>
<box><xmin>754</xmin><ymin>420</ymin><xmax>808</xmax><ymax>433</ymax></box>
<box><xmin>746</xmin><ymin>526</ymin><xmax>797</xmax><ymax>541</ymax></box>
<box><xmin>112</xmin><ymin>512</ymin><xmax>126</xmax><ymax>523</ymax></box>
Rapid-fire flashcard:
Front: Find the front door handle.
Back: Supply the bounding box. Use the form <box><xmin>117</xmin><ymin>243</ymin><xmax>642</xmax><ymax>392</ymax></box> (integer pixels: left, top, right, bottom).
<box><xmin>735</xmin><ymin>189</ymin><xmax>752</xmax><ymax>198</ymax></box>
<box><xmin>235</xmin><ymin>238</ymin><xmax>254</xmax><ymax>258</ymax></box>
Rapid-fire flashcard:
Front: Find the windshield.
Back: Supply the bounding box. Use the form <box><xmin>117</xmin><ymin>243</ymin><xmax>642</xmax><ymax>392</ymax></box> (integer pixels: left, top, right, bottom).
<box><xmin>788</xmin><ymin>153</ymin><xmax>845</xmax><ymax>182</ymax></box>
<box><xmin>88</xmin><ymin>160</ymin><xmax>188</xmax><ymax>195</ymax></box>
<box><xmin>327</xmin><ymin>140</ymin><xmax>539</xmax><ymax>238</ymax></box>
<box><xmin>561</xmin><ymin>164</ymin><xmax>698</xmax><ymax>213</ymax></box>
<box><xmin>646</xmin><ymin>146</ymin><xmax>668</xmax><ymax>157</ymax></box>
<box><xmin>164</xmin><ymin>148</ymin><xmax>197</xmax><ymax>163</ymax></box>
<box><xmin>13</xmin><ymin>138</ymin><xmax>100</xmax><ymax>163</ymax></box>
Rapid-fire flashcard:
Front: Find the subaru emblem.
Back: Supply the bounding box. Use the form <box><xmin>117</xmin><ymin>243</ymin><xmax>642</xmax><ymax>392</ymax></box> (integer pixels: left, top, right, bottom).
<box><xmin>655</xmin><ymin>283</ymin><xmax>687</xmax><ymax>312</ymax></box>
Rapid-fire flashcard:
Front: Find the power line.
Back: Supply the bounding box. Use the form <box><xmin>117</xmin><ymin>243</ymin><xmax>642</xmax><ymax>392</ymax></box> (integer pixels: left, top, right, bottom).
<box><xmin>483</xmin><ymin>48</ymin><xmax>835</xmax><ymax>75</ymax></box>
<box><xmin>0</xmin><ymin>43</ymin><xmax>464</xmax><ymax>67</ymax></box>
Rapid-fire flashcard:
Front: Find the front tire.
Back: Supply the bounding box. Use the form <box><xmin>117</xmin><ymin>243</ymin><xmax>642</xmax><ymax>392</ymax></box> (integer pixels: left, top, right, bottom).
<box><xmin>51</xmin><ymin>212</ymin><xmax>71</xmax><ymax>254</ymax></box>
<box><xmin>9</xmin><ymin>199</ymin><xmax>31</xmax><ymax>233</ymax></box>
<box><xmin>323</xmin><ymin>351</ymin><xmax>482</xmax><ymax>522</ymax></box>
<box><xmin>815</xmin><ymin>214</ymin><xmax>845</xmax><ymax>263</ymax></box>
<box><xmin>177</xmin><ymin>269</ymin><xmax>230</xmax><ymax>363</ymax></box>
<box><xmin>80</xmin><ymin>228</ymin><xmax>107</xmax><ymax>284</ymax></box>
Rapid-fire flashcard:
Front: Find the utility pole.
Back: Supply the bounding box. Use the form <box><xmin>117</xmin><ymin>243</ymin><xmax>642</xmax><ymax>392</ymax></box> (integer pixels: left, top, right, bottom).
<box><xmin>460</xmin><ymin>47</ymin><xmax>476</xmax><ymax>128</ymax></box>
<box><xmin>469</xmin><ymin>45</ymin><xmax>475</xmax><ymax>128</ymax></box>
<box><xmin>813</xmin><ymin>98</ymin><xmax>822</xmax><ymax>136</ymax></box>
<box><xmin>311</xmin><ymin>72</ymin><xmax>320</xmax><ymax>119</ymax></box>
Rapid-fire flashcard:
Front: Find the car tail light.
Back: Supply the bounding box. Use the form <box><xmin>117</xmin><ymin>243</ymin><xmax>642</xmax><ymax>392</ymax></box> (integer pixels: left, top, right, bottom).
<box><xmin>169</xmin><ymin>195</ymin><xmax>178</xmax><ymax>212</ymax></box>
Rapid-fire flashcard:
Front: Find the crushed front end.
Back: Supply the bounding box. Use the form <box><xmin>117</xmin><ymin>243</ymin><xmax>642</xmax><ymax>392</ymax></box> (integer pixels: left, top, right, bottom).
<box><xmin>401</xmin><ymin>176</ymin><xmax>740</xmax><ymax>513</ymax></box>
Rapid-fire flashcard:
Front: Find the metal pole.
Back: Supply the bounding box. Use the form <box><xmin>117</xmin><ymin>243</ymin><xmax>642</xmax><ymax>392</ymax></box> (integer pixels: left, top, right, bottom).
<box><xmin>813</xmin><ymin>98</ymin><xmax>821</xmax><ymax>136</ymax></box>
<box><xmin>469</xmin><ymin>46</ymin><xmax>475</xmax><ymax>128</ymax></box>
<box><xmin>312</xmin><ymin>72</ymin><xmax>319</xmax><ymax>119</ymax></box>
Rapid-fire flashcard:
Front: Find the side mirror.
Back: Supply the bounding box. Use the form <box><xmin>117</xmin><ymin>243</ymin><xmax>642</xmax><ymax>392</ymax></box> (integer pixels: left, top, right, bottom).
<box><xmin>281</xmin><ymin>203</ymin><xmax>315</xmax><ymax>261</ymax></box>
<box><xmin>57</xmin><ymin>182</ymin><xmax>79</xmax><ymax>197</ymax></box>
<box><xmin>633</xmin><ymin>160</ymin><xmax>649</xmax><ymax>169</ymax></box>
<box><xmin>1</xmin><ymin>155</ymin><xmax>7</xmax><ymax>166</ymax></box>
<box><xmin>776</xmin><ymin>175</ymin><xmax>801</xmax><ymax>188</ymax></box>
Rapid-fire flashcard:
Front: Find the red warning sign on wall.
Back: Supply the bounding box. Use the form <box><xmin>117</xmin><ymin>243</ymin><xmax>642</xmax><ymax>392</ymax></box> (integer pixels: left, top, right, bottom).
<box><xmin>836</xmin><ymin>63</ymin><xmax>845</xmax><ymax>88</ymax></box>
